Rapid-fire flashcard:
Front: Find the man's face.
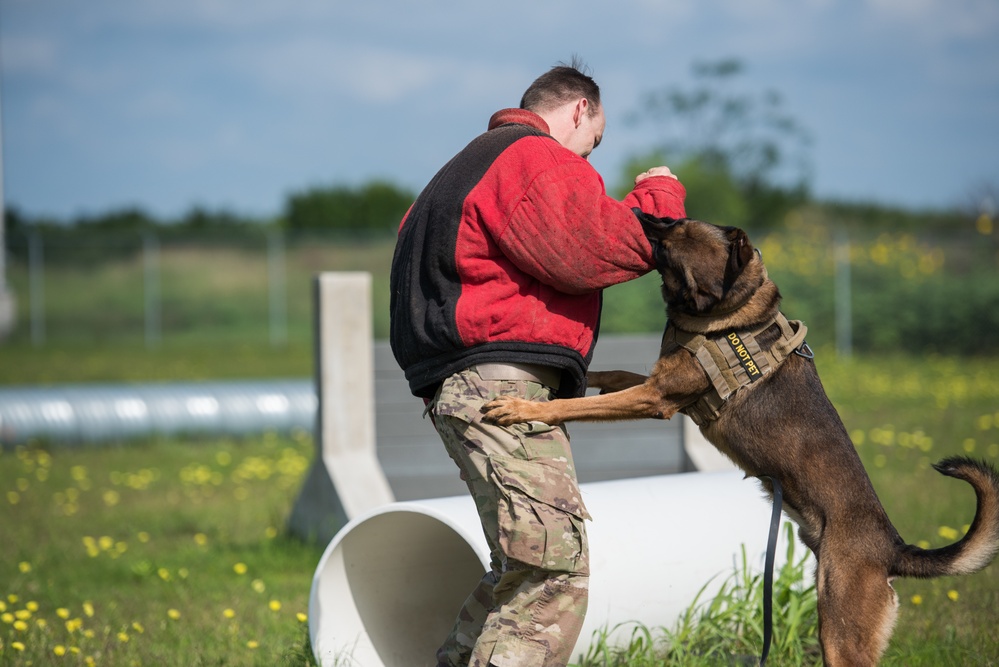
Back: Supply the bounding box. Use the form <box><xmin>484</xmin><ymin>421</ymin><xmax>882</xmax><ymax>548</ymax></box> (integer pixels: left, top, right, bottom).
<box><xmin>570</xmin><ymin>105</ymin><xmax>605</xmax><ymax>160</ymax></box>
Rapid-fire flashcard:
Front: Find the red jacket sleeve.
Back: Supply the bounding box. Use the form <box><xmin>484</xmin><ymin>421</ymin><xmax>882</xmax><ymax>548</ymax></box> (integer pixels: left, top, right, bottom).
<box><xmin>482</xmin><ymin>138</ymin><xmax>687</xmax><ymax>295</ymax></box>
<box><xmin>624</xmin><ymin>175</ymin><xmax>687</xmax><ymax>220</ymax></box>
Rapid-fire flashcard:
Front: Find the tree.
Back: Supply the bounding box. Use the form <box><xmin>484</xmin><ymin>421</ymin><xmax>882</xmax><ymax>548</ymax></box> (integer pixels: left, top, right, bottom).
<box><xmin>284</xmin><ymin>181</ymin><xmax>414</xmax><ymax>233</ymax></box>
<box><xmin>624</xmin><ymin>58</ymin><xmax>812</xmax><ymax>228</ymax></box>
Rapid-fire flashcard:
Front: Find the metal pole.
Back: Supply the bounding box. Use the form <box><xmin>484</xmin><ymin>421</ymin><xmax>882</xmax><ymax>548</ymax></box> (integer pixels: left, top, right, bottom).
<box><xmin>29</xmin><ymin>230</ymin><xmax>44</xmax><ymax>346</ymax></box>
<box><xmin>834</xmin><ymin>229</ymin><xmax>852</xmax><ymax>358</ymax></box>
<box><xmin>144</xmin><ymin>232</ymin><xmax>160</xmax><ymax>347</ymax></box>
<box><xmin>0</xmin><ymin>78</ymin><xmax>17</xmax><ymax>339</ymax></box>
<box><xmin>268</xmin><ymin>229</ymin><xmax>287</xmax><ymax>346</ymax></box>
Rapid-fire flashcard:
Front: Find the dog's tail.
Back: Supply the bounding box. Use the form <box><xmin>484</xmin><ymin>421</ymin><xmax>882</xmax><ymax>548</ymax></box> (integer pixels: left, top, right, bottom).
<box><xmin>891</xmin><ymin>456</ymin><xmax>999</xmax><ymax>579</ymax></box>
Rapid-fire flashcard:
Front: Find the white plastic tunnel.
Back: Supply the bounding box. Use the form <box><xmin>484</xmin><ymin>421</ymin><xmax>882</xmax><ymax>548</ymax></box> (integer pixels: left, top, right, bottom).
<box><xmin>309</xmin><ymin>470</ymin><xmax>799</xmax><ymax>667</ymax></box>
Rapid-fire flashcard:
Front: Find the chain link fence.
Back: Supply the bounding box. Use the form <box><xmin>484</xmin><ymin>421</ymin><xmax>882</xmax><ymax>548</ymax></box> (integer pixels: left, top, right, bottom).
<box><xmin>2</xmin><ymin>218</ymin><xmax>998</xmax><ymax>354</ymax></box>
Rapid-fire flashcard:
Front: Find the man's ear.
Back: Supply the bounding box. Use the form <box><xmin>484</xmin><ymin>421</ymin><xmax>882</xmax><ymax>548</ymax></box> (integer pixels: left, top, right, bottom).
<box><xmin>572</xmin><ymin>98</ymin><xmax>588</xmax><ymax>127</ymax></box>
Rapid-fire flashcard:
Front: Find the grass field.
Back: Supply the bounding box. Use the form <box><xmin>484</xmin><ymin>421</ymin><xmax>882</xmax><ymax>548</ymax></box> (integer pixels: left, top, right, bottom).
<box><xmin>2</xmin><ymin>211</ymin><xmax>997</xmax><ymax>664</ymax></box>
<box><xmin>2</xmin><ymin>346</ymin><xmax>999</xmax><ymax>665</ymax></box>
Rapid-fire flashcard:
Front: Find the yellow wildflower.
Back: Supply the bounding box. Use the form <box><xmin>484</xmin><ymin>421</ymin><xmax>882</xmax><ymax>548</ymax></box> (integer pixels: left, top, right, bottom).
<box><xmin>938</xmin><ymin>526</ymin><xmax>959</xmax><ymax>541</ymax></box>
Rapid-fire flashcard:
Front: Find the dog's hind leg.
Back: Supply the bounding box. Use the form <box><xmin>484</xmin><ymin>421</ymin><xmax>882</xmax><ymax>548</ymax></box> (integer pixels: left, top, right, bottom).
<box><xmin>815</xmin><ymin>552</ymin><xmax>899</xmax><ymax>667</ymax></box>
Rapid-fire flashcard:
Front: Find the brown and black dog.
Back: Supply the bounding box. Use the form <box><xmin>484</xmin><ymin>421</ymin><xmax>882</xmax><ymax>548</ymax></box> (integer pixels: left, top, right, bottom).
<box><xmin>482</xmin><ymin>213</ymin><xmax>999</xmax><ymax>666</ymax></box>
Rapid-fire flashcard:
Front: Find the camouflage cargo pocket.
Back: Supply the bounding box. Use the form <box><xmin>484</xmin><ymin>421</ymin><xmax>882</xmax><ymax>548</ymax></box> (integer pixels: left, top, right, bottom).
<box><xmin>488</xmin><ymin>634</ymin><xmax>547</xmax><ymax>667</ymax></box>
<box><xmin>489</xmin><ymin>456</ymin><xmax>589</xmax><ymax>575</ymax></box>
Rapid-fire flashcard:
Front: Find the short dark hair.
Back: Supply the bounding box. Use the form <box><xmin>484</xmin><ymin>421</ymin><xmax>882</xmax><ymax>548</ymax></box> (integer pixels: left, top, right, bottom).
<box><xmin>520</xmin><ymin>57</ymin><xmax>601</xmax><ymax>117</ymax></box>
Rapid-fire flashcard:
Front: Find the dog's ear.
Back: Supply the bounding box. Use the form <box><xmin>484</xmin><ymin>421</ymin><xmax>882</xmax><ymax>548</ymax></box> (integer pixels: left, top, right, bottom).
<box><xmin>632</xmin><ymin>208</ymin><xmax>679</xmax><ymax>239</ymax></box>
<box><xmin>633</xmin><ymin>209</ymin><xmax>680</xmax><ymax>270</ymax></box>
<box><xmin>724</xmin><ymin>227</ymin><xmax>754</xmax><ymax>289</ymax></box>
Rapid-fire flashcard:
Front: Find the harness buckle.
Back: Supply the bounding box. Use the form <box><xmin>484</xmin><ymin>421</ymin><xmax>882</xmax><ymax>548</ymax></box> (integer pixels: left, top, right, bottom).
<box><xmin>794</xmin><ymin>342</ymin><xmax>815</xmax><ymax>359</ymax></box>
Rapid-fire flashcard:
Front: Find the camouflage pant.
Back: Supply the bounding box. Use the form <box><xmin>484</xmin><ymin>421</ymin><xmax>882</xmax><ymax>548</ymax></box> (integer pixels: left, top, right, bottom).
<box><xmin>430</xmin><ymin>368</ymin><xmax>591</xmax><ymax>667</ymax></box>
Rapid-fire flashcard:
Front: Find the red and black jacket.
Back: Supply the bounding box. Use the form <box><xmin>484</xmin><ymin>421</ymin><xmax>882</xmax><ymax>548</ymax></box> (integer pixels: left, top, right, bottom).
<box><xmin>390</xmin><ymin>109</ymin><xmax>687</xmax><ymax>399</ymax></box>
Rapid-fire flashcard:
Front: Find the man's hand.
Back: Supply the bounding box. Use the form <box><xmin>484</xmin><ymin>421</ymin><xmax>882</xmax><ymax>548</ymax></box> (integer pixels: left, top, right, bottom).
<box><xmin>635</xmin><ymin>166</ymin><xmax>678</xmax><ymax>184</ymax></box>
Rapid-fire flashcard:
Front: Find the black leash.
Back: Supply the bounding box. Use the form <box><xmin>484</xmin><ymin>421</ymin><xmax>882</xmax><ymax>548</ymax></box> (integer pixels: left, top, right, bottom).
<box><xmin>758</xmin><ymin>475</ymin><xmax>784</xmax><ymax>667</ymax></box>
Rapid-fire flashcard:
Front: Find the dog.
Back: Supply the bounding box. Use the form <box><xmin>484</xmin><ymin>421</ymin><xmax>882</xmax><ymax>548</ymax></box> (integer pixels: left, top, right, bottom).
<box><xmin>482</xmin><ymin>213</ymin><xmax>999</xmax><ymax>666</ymax></box>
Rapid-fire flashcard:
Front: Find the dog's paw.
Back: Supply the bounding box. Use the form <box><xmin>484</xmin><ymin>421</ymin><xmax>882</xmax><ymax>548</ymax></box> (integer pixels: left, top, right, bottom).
<box><xmin>481</xmin><ymin>396</ymin><xmax>534</xmax><ymax>426</ymax></box>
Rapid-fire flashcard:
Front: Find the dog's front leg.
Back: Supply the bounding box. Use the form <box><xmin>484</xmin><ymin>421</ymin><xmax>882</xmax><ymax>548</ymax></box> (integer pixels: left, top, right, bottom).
<box><xmin>482</xmin><ymin>382</ymin><xmax>679</xmax><ymax>426</ymax></box>
<box><xmin>587</xmin><ymin>370</ymin><xmax>648</xmax><ymax>394</ymax></box>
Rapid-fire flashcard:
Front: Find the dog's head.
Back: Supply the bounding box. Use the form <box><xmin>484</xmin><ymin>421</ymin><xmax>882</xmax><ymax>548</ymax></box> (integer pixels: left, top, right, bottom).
<box><xmin>634</xmin><ymin>209</ymin><xmax>762</xmax><ymax>317</ymax></box>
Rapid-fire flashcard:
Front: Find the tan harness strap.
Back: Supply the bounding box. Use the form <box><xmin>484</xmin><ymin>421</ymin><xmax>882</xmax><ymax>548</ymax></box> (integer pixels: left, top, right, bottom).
<box><xmin>670</xmin><ymin>313</ymin><xmax>808</xmax><ymax>426</ymax></box>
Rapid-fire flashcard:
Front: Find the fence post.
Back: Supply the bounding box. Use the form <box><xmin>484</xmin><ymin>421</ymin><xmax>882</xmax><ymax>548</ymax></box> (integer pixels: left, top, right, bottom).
<box><xmin>29</xmin><ymin>230</ymin><xmax>44</xmax><ymax>346</ymax></box>
<box><xmin>288</xmin><ymin>272</ymin><xmax>395</xmax><ymax>544</ymax></box>
<box><xmin>0</xmin><ymin>87</ymin><xmax>14</xmax><ymax>340</ymax></box>
<box><xmin>268</xmin><ymin>229</ymin><xmax>287</xmax><ymax>347</ymax></box>
<box><xmin>834</xmin><ymin>229</ymin><xmax>852</xmax><ymax>358</ymax></box>
<box><xmin>144</xmin><ymin>232</ymin><xmax>160</xmax><ymax>348</ymax></box>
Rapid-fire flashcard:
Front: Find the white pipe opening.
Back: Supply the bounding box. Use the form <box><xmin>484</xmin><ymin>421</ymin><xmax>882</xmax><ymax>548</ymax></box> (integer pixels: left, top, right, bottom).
<box><xmin>310</xmin><ymin>471</ymin><xmax>798</xmax><ymax>666</ymax></box>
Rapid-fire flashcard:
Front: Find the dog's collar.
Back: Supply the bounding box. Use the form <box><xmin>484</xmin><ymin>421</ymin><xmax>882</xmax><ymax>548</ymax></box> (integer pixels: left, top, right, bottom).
<box><xmin>667</xmin><ymin>312</ymin><xmax>809</xmax><ymax>426</ymax></box>
<box><xmin>668</xmin><ymin>282</ymin><xmax>780</xmax><ymax>338</ymax></box>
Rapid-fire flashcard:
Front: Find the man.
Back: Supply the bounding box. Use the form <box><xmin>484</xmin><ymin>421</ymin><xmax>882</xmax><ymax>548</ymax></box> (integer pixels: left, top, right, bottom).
<box><xmin>390</xmin><ymin>60</ymin><xmax>686</xmax><ymax>666</ymax></box>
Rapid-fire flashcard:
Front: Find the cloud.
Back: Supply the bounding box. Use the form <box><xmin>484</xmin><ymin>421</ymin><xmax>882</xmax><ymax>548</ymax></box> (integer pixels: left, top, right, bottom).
<box><xmin>0</xmin><ymin>35</ymin><xmax>59</xmax><ymax>76</ymax></box>
<box><xmin>866</xmin><ymin>0</ymin><xmax>999</xmax><ymax>39</ymax></box>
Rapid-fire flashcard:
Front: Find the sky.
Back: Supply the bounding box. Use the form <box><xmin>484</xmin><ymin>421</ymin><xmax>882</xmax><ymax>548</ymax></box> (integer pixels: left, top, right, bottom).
<box><xmin>1</xmin><ymin>0</ymin><xmax>998</xmax><ymax>221</ymax></box>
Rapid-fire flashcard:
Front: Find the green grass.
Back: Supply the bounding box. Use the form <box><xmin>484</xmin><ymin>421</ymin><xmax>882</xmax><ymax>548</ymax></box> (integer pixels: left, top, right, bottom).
<box><xmin>4</xmin><ymin>209</ymin><xmax>997</xmax><ymax>664</ymax></box>
<box><xmin>575</xmin><ymin>525</ymin><xmax>820</xmax><ymax>666</ymax></box>
<box><xmin>0</xmin><ymin>339</ymin><xmax>316</xmax><ymax>386</ymax></box>
<box><xmin>2</xmin><ymin>351</ymin><xmax>999</xmax><ymax>664</ymax></box>
<box><xmin>1</xmin><ymin>432</ymin><xmax>320</xmax><ymax>665</ymax></box>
